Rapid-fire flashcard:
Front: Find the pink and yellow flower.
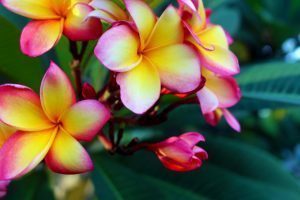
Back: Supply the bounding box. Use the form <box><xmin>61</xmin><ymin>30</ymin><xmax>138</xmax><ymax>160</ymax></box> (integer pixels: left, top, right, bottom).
<box><xmin>0</xmin><ymin>62</ymin><xmax>110</xmax><ymax>180</ymax></box>
<box><xmin>88</xmin><ymin>0</ymin><xmax>128</xmax><ymax>24</ymax></box>
<box><xmin>178</xmin><ymin>0</ymin><xmax>240</xmax><ymax>76</ymax></box>
<box><xmin>196</xmin><ymin>69</ymin><xmax>241</xmax><ymax>132</ymax></box>
<box><xmin>1</xmin><ymin>0</ymin><xmax>102</xmax><ymax>57</ymax></box>
<box><xmin>148</xmin><ymin>132</ymin><xmax>208</xmax><ymax>172</ymax></box>
<box><xmin>95</xmin><ymin>0</ymin><xmax>201</xmax><ymax>114</ymax></box>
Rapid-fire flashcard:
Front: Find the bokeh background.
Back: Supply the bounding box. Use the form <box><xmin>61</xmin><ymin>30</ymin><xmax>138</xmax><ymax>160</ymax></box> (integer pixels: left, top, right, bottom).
<box><xmin>1</xmin><ymin>0</ymin><xmax>300</xmax><ymax>199</ymax></box>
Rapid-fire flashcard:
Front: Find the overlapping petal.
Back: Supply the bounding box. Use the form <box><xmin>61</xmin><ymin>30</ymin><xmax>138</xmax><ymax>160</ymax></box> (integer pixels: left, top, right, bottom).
<box><xmin>196</xmin><ymin>87</ymin><xmax>219</xmax><ymax>114</ymax></box>
<box><xmin>89</xmin><ymin>0</ymin><xmax>127</xmax><ymax>23</ymax></box>
<box><xmin>145</xmin><ymin>44</ymin><xmax>201</xmax><ymax>93</ymax></box>
<box><xmin>198</xmin><ymin>25</ymin><xmax>229</xmax><ymax>49</ymax></box>
<box><xmin>124</xmin><ymin>0</ymin><xmax>156</xmax><ymax>46</ymax></box>
<box><xmin>179</xmin><ymin>132</ymin><xmax>205</xmax><ymax>147</ymax></box>
<box><xmin>40</xmin><ymin>62</ymin><xmax>76</xmax><ymax>122</ymax></box>
<box><xmin>21</xmin><ymin>19</ymin><xmax>63</xmax><ymax>57</ymax></box>
<box><xmin>0</xmin><ymin>121</ymin><xmax>16</xmax><ymax>148</ymax></box>
<box><xmin>95</xmin><ymin>25</ymin><xmax>142</xmax><ymax>72</ymax></box>
<box><xmin>116</xmin><ymin>59</ymin><xmax>161</xmax><ymax>114</ymax></box>
<box><xmin>0</xmin><ymin>129</ymin><xmax>57</xmax><ymax>180</ymax></box>
<box><xmin>45</xmin><ymin>129</ymin><xmax>93</xmax><ymax>174</ymax></box>
<box><xmin>1</xmin><ymin>0</ymin><xmax>58</xmax><ymax>19</ymax></box>
<box><xmin>61</xmin><ymin>100</ymin><xmax>110</xmax><ymax>141</ymax></box>
<box><xmin>198</xmin><ymin>45</ymin><xmax>239</xmax><ymax>76</ymax></box>
<box><xmin>0</xmin><ymin>85</ymin><xmax>53</xmax><ymax>131</ymax></box>
<box><xmin>145</xmin><ymin>6</ymin><xmax>183</xmax><ymax>50</ymax></box>
<box><xmin>64</xmin><ymin>3</ymin><xmax>102</xmax><ymax>41</ymax></box>
<box><xmin>206</xmin><ymin>75</ymin><xmax>241</xmax><ymax>108</ymax></box>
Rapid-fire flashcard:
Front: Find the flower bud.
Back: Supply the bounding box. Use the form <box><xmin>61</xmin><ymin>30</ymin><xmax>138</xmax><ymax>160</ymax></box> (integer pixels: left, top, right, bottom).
<box><xmin>148</xmin><ymin>132</ymin><xmax>208</xmax><ymax>172</ymax></box>
<box><xmin>82</xmin><ymin>83</ymin><xmax>97</xmax><ymax>99</ymax></box>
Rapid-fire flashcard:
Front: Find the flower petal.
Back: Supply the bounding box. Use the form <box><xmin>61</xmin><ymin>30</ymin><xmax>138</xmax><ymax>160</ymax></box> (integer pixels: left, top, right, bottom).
<box><xmin>196</xmin><ymin>87</ymin><xmax>219</xmax><ymax>114</ymax></box>
<box><xmin>193</xmin><ymin>146</ymin><xmax>208</xmax><ymax>160</ymax></box>
<box><xmin>0</xmin><ymin>129</ymin><xmax>57</xmax><ymax>180</ymax></box>
<box><xmin>145</xmin><ymin>44</ymin><xmax>201</xmax><ymax>93</ymax></box>
<box><xmin>199</xmin><ymin>45</ymin><xmax>240</xmax><ymax>76</ymax></box>
<box><xmin>223</xmin><ymin>109</ymin><xmax>241</xmax><ymax>132</ymax></box>
<box><xmin>124</xmin><ymin>0</ymin><xmax>156</xmax><ymax>46</ymax></box>
<box><xmin>198</xmin><ymin>25</ymin><xmax>229</xmax><ymax>49</ymax></box>
<box><xmin>64</xmin><ymin>3</ymin><xmax>102</xmax><ymax>41</ymax></box>
<box><xmin>146</xmin><ymin>5</ymin><xmax>183</xmax><ymax>50</ymax></box>
<box><xmin>61</xmin><ymin>100</ymin><xmax>110</xmax><ymax>141</ymax></box>
<box><xmin>116</xmin><ymin>59</ymin><xmax>161</xmax><ymax>114</ymax></box>
<box><xmin>1</xmin><ymin>0</ymin><xmax>58</xmax><ymax>19</ymax></box>
<box><xmin>95</xmin><ymin>25</ymin><xmax>142</xmax><ymax>72</ymax></box>
<box><xmin>40</xmin><ymin>62</ymin><xmax>76</xmax><ymax>122</ymax></box>
<box><xmin>45</xmin><ymin>128</ymin><xmax>93</xmax><ymax>174</ymax></box>
<box><xmin>0</xmin><ymin>180</ymin><xmax>10</xmax><ymax>198</ymax></box>
<box><xmin>89</xmin><ymin>0</ymin><xmax>127</xmax><ymax>22</ymax></box>
<box><xmin>206</xmin><ymin>75</ymin><xmax>241</xmax><ymax>108</ymax></box>
<box><xmin>50</xmin><ymin>0</ymin><xmax>71</xmax><ymax>15</ymax></box>
<box><xmin>88</xmin><ymin>10</ymin><xmax>117</xmax><ymax>24</ymax></box>
<box><xmin>21</xmin><ymin>19</ymin><xmax>63</xmax><ymax>57</ymax></box>
<box><xmin>203</xmin><ymin>109</ymin><xmax>222</xmax><ymax>126</ymax></box>
<box><xmin>0</xmin><ymin>85</ymin><xmax>53</xmax><ymax>131</ymax></box>
<box><xmin>157</xmin><ymin>139</ymin><xmax>193</xmax><ymax>163</ymax></box>
<box><xmin>179</xmin><ymin>132</ymin><xmax>205</xmax><ymax>147</ymax></box>
<box><xmin>0</xmin><ymin>121</ymin><xmax>16</xmax><ymax>148</ymax></box>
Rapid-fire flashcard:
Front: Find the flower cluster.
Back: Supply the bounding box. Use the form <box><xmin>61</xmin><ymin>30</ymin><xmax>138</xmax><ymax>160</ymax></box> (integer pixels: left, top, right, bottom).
<box><xmin>0</xmin><ymin>0</ymin><xmax>241</xmax><ymax>195</ymax></box>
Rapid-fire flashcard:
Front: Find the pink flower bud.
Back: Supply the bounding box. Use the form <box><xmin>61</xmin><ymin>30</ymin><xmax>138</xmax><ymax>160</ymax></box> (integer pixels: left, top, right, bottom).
<box><xmin>148</xmin><ymin>132</ymin><xmax>208</xmax><ymax>172</ymax></box>
<box><xmin>82</xmin><ymin>83</ymin><xmax>97</xmax><ymax>99</ymax></box>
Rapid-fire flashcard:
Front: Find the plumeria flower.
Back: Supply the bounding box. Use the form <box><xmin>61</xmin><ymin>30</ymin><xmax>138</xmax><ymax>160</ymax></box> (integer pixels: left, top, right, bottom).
<box><xmin>148</xmin><ymin>132</ymin><xmax>208</xmax><ymax>172</ymax></box>
<box><xmin>0</xmin><ymin>180</ymin><xmax>10</xmax><ymax>198</ymax></box>
<box><xmin>197</xmin><ymin>69</ymin><xmax>241</xmax><ymax>132</ymax></box>
<box><xmin>95</xmin><ymin>0</ymin><xmax>201</xmax><ymax>114</ymax></box>
<box><xmin>88</xmin><ymin>0</ymin><xmax>128</xmax><ymax>24</ymax></box>
<box><xmin>0</xmin><ymin>62</ymin><xmax>110</xmax><ymax>180</ymax></box>
<box><xmin>178</xmin><ymin>0</ymin><xmax>240</xmax><ymax>76</ymax></box>
<box><xmin>1</xmin><ymin>0</ymin><xmax>102</xmax><ymax>57</ymax></box>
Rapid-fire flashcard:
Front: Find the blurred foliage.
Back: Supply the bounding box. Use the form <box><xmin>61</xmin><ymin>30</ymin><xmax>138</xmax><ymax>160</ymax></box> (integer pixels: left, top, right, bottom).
<box><xmin>1</xmin><ymin>0</ymin><xmax>300</xmax><ymax>199</ymax></box>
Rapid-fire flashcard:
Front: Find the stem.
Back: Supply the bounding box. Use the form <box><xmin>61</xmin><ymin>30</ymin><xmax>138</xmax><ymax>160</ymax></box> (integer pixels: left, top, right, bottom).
<box><xmin>69</xmin><ymin>41</ymin><xmax>89</xmax><ymax>98</ymax></box>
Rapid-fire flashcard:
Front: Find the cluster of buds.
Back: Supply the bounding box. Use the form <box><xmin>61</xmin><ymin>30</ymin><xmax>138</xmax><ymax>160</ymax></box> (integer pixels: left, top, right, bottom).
<box><xmin>0</xmin><ymin>0</ymin><xmax>241</xmax><ymax>194</ymax></box>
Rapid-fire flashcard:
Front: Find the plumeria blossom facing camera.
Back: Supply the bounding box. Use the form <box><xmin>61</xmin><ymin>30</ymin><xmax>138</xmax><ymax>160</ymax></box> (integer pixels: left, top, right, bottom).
<box><xmin>0</xmin><ymin>62</ymin><xmax>110</xmax><ymax>180</ymax></box>
<box><xmin>148</xmin><ymin>132</ymin><xmax>208</xmax><ymax>172</ymax></box>
<box><xmin>1</xmin><ymin>0</ymin><xmax>102</xmax><ymax>57</ymax></box>
<box><xmin>95</xmin><ymin>0</ymin><xmax>201</xmax><ymax>114</ymax></box>
<box><xmin>178</xmin><ymin>0</ymin><xmax>240</xmax><ymax>76</ymax></box>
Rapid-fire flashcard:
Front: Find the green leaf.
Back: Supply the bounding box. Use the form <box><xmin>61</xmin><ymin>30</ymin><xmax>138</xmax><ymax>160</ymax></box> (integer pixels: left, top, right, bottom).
<box><xmin>210</xmin><ymin>7</ymin><xmax>241</xmax><ymax>36</ymax></box>
<box><xmin>91</xmin><ymin>154</ymin><xmax>207</xmax><ymax>200</ymax></box>
<box><xmin>0</xmin><ymin>16</ymin><xmax>44</xmax><ymax>91</ymax></box>
<box><xmin>237</xmin><ymin>62</ymin><xmax>300</xmax><ymax>110</ymax></box>
<box><xmin>92</xmin><ymin>136</ymin><xmax>300</xmax><ymax>200</ymax></box>
<box><xmin>5</xmin><ymin>170</ymin><xmax>55</xmax><ymax>200</ymax></box>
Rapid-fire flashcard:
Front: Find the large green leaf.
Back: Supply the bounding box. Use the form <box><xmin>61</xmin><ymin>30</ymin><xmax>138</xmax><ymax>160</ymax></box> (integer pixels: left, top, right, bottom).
<box><xmin>237</xmin><ymin>62</ymin><xmax>300</xmax><ymax>110</ymax></box>
<box><xmin>5</xmin><ymin>170</ymin><xmax>55</xmax><ymax>200</ymax></box>
<box><xmin>92</xmin><ymin>154</ymin><xmax>206</xmax><ymax>200</ymax></box>
<box><xmin>0</xmin><ymin>16</ymin><xmax>44</xmax><ymax>91</ymax></box>
<box><xmin>92</xmin><ymin>136</ymin><xmax>300</xmax><ymax>200</ymax></box>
